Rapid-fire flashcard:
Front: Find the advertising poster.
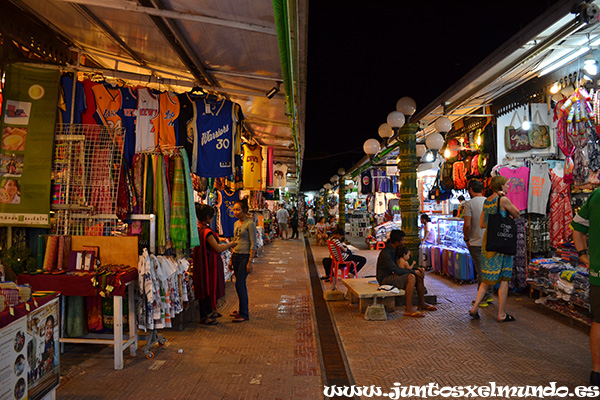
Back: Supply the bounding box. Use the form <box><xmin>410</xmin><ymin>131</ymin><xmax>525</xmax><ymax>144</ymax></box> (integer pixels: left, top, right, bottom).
<box><xmin>26</xmin><ymin>298</ymin><xmax>60</xmax><ymax>400</ymax></box>
<box><xmin>0</xmin><ymin>317</ymin><xmax>28</xmax><ymax>400</ymax></box>
<box><xmin>0</xmin><ymin>64</ymin><xmax>59</xmax><ymax>227</ymax></box>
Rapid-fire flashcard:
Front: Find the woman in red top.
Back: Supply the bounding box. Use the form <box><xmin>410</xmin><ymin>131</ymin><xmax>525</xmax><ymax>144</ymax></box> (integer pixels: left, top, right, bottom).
<box><xmin>193</xmin><ymin>204</ymin><xmax>237</xmax><ymax>325</ymax></box>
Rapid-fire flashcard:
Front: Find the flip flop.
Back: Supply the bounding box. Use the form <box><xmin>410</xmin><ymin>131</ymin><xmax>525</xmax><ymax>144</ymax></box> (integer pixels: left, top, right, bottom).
<box><xmin>498</xmin><ymin>314</ymin><xmax>516</xmax><ymax>323</ymax></box>
<box><xmin>404</xmin><ymin>311</ymin><xmax>426</xmax><ymax>318</ymax></box>
<box><xmin>468</xmin><ymin>310</ymin><xmax>480</xmax><ymax>320</ymax></box>
<box><xmin>418</xmin><ymin>305</ymin><xmax>437</xmax><ymax>311</ymax></box>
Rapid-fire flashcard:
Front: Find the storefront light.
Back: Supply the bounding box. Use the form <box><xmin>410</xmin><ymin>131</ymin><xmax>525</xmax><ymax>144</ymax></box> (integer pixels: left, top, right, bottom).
<box><xmin>584</xmin><ymin>53</ymin><xmax>598</xmax><ymax>75</ymax></box>
<box><xmin>522</xmin><ymin>119</ymin><xmax>531</xmax><ymax>130</ymax></box>
<box><xmin>424</xmin><ymin>150</ymin><xmax>435</xmax><ymax>163</ymax></box>
<box><xmin>550</xmin><ymin>82</ymin><xmax>560</xmax><ymax>94</ymax></box>
<box><xmin>444</xmin><ymin>148</ymin><xmax>451</xmax><ymax>158</ymax></box>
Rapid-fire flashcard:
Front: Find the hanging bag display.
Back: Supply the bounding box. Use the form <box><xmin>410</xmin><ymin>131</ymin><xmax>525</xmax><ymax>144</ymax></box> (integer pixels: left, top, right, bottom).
<box><xmin>529</xmin><ymin>109</ymin><xmax>551</xmax><ymax>149</ymax></box>
<box><xmin>505</xmin><ymin>111</ymin><xmax>532</xmax><ymax>152</ymax></box>
<box><xmin>485</xmin><ymin>196</ymin><xmax>517</xmax><ymax>255</ymax></box>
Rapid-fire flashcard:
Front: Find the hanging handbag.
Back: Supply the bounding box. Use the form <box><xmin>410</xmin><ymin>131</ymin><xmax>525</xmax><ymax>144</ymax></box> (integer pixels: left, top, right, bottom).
<box><xmin>485</xmin><ymin>196</ymin><xmax>517</xmax><ymax>255</ymax></box>
<box><xmin>528</xmin><ymin>109</ymin><xmax>551</xmax><ymax>149</ymax></box>
<box><xmin>505</xmin><ymin>111</ymin><xmax>532</xmax><ymax>152</ymax></box>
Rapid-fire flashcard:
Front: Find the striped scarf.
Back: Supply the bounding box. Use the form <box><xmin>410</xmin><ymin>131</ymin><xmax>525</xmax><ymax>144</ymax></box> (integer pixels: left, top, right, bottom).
<box><xmin>155</xmin><ymin>155</ymin><xmax>166</xmax><ymax>253</ymax></box>
<box><xmin>181</xmin><ymin>150</ymin><xmax>199</xmax><ymax>248</ymax></box>
<box><xmin>170</xmin><ymin>155</ymin><xmax>188</xmax><ymax>250</ymax></box>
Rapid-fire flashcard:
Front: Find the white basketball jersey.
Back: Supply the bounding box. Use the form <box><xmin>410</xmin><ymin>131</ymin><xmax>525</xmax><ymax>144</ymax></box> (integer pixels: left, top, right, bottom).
<box><xmin>135</xmin><ymin>88</ymin><xmax>159</xmax><ymax>152</ymax></box>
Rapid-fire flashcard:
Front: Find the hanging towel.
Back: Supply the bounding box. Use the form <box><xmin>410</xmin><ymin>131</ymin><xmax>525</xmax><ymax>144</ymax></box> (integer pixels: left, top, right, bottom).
<box><xmin>181</xmin><ymin>149</ymin><xmax>199</xmax><ymax>248</ymax></box>
<box><xmin>170</xmin><ymin>155</ymin><xmax>188</xmax><ymax>250</ymax></box>
<box><xmin>162</xmin><ymin>156</ymin><xmax>172</xmax><ymax>244</ymax></box>
<box><xmin>155</xmin><ymin>155</ymin><xmax>166</xmax><ymax>253</ymax></box>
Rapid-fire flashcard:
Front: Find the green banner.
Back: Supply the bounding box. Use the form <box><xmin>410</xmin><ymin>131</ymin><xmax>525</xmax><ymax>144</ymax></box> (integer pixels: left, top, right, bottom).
<box><xmin>0</xmin><ymin>64</ymin><xmax>59</xmax><ymax>226</ymax></box>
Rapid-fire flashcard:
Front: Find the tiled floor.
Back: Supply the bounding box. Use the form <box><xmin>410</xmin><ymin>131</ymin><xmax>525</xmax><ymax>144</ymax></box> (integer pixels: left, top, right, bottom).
<box><xmin>57</xmin><ymin>236</ymin><xmax>592</xmax><ymax>399</ymax></box>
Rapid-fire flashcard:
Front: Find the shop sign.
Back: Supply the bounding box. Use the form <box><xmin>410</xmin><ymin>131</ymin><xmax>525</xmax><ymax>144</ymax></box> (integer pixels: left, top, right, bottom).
<box><xmin>0</xmin><ymin>64</ymin><xmax>59</xmax><ymax>226</ymax></box>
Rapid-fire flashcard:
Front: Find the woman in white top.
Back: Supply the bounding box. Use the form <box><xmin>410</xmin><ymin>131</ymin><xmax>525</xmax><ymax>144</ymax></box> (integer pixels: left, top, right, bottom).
<box><xmin>420</xmin><ymin>214</ymin><xmax>435</xmax><ymax>244</ymax></box>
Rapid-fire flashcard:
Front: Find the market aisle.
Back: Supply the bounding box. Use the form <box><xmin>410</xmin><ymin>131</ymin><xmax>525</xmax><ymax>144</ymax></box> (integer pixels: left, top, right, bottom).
<box><xmin>310</xmin><ymin>241</ymin><xmax>591</xmax><ymax>394</ymax></box>
<box><xmin>57</xmin><ymin>237</ymin><xmax>322</xmax><ymax>400</ymax></box>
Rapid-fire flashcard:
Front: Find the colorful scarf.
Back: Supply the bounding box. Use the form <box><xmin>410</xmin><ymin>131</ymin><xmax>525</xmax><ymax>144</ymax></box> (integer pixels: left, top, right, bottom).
<box><xmin>170</xmin><ymin>155</ymin><xmax>188</xmax><ymax>250</ymax></box>
<box><xmin>181</xmin><ymin>150</ymin><xmax>199</xmax><ymax>248</ymax></box>
<box><xmin>155</xmin><ymin>155</ymin><xmax>166</xmax><ymax>253</ymax></box>
<box><xmin>162</xmin><ymin>156</ymin><xmax>172</xmax><ymax>244</ymax></box>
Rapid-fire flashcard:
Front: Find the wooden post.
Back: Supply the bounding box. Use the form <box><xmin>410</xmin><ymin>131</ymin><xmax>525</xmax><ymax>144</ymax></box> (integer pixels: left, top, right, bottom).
<box><xmin>338</xmin><ymin>181</ymin><xmax>345</xmax><ymax>229</ymax></box>
<box><xmin>397</xmin><ymin>123</ymin><xmax>420</xmax><ymax>264</ymax></box>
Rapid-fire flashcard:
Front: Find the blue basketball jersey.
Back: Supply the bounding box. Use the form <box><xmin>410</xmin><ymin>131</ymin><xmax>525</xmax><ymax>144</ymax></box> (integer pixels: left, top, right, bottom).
<box><xmin>60</xmin><ymin>75</ymin><xmax>85</xmax><ymax>124</ymax></box>
<box><xmin>119</xmin><ymin>87</ymin><xmax>138</xmax><ymax>165</ymax></box>
<box><xmin>191</xmin><ymin>97</ymin><xmax>242</xmax><ymax>177</ymax></box>
<box><xmin>220</xmin><ymin>189</ymin><xmax>239</xmax><ymax>237</ymax></box>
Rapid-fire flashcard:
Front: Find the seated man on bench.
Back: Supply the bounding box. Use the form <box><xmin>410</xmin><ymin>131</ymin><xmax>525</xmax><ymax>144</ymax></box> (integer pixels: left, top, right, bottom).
<box><xmin>376</xmin><ymin>230</ymin><xmax>437</xmax><ymax>318</ymax></box>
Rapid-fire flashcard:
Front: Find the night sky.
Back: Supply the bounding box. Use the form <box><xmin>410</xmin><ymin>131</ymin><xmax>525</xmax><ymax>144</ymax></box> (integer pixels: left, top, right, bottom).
<box><xmin>301</xmin><ymin>0</ymin><xmax>560</xmax><ymax>191</ymax></box>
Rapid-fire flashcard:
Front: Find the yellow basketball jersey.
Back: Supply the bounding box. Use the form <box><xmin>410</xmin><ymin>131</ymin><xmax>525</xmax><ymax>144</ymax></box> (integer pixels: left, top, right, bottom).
<box><xmin>242</xmin><ymin>143</ymin><xmax>263</xmax><ymax>190</ymax></box>
<box><xmin>152</xmin><ymin>92</ymin><xmax>180</xmax><ymax>148</ymax></box>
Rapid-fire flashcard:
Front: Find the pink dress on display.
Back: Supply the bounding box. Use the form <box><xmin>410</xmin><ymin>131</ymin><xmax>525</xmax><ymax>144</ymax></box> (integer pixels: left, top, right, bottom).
<box><xmin>549</xmin><ymin>170</ymin><xmax>572</xmax><ymax>248</ymax></box>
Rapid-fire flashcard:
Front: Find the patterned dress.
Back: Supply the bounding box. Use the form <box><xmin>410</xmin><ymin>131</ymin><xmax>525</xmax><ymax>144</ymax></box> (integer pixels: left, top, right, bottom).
<box><xmin>549</xmin><ymin>171</ymin><xmax>572</xmax><ymax>248</ymax></box>
<box><xmin>481</xmin><ymin>197</ymin><xmax>514</xmax><ymax>284</ymax></box>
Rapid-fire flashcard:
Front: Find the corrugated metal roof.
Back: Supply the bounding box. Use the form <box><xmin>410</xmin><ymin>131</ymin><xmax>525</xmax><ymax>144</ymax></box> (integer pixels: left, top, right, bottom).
<box><xmin>8</xmin><ymin>0</ymin><xmax>306</xmax><ymax>190</ymax></box>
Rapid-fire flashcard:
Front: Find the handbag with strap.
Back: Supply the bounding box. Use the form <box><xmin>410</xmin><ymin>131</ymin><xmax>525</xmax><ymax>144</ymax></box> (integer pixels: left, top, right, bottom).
<box><xmin>485</xmin><ymin>196</ymin><xmax>517</xmax><ymax>255</ymax></box>
<box><xmin>528</xmin><ymin>109</ymin><xmax>551</xmax><ymax>149</ymax></box>
<box><xmin>505</xmin><ymin>111</ymin><xmax>532</xmax><ymax>152</ymax></box>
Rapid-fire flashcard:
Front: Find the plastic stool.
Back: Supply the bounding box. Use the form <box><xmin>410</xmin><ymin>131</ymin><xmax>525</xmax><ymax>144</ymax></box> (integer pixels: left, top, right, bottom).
<box><xmin>375</xmin><ymin>242</ymin><xmax>386</xmax><ymax>250</ymax></box>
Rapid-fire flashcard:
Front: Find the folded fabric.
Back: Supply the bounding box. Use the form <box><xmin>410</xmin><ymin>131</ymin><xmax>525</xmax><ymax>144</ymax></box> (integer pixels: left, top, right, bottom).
<box><xmin>377</xmin><ymin>285</ymin><xmax>400</xmax><ymax>293</ymax></box>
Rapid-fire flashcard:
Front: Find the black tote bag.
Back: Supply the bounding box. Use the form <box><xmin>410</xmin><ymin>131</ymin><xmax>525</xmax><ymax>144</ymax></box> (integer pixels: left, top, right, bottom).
<box><xmin>485</xmin><ymin>197</ymin><xmax>517</xmax><ymax>255</ymax></box>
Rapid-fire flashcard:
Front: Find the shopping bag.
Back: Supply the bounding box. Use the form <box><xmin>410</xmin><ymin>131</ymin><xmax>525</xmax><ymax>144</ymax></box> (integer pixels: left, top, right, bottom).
<box><xmin>505</xmin><ymin>111</ymin><xmax>532</xmax><ymax>152</ymax></box>
<box><xmin>485</xmin><ymin>197</ymin><xmax>517</xmax><ymax>255</ymax></box>
<box><xmin>529</xmin><ymin>110</ymin><xmax>550</xmax><ymax>149</ymax></box>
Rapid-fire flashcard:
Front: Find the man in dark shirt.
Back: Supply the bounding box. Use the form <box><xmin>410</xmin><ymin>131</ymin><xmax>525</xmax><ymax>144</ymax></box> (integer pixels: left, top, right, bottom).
<box><xmin>376</xmin><ymin>230</ymin><xmax>436</xmax><ymax>317</ymax></box>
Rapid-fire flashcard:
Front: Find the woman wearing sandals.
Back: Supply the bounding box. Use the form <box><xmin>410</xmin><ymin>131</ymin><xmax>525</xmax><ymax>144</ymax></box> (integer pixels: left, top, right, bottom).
<box><xmin>229</xmin><ymin>198</ymin><xmax>257</xmax><ymax>323</ymax></box>
<box><xmin>194</xmin><ymin>204</ymin><xmax>238</xmax><ymax>325</ymax></box>
<box><xmin>469</xmin><ymin>176</ymin><xmax>520</xmax><ymax>322</ymax></box>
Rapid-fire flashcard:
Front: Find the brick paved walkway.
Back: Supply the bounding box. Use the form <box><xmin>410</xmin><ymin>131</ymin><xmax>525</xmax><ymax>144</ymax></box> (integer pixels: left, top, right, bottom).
<box><xmin>57</xmin><ymin>237</ymin><xmax>592</xmax><ymax>399</ymax></box>
<box><xmin>57</xmin><ymin>238</ymin><xmax>321</xmax><ymax>400</ymax></box>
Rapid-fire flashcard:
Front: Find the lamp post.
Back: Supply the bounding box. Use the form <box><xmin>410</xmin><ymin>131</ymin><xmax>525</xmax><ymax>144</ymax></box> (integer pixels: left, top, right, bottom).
<box><xmin>337</xmin><ymin>168</ymin><xmax>346</xmax><ymax>229</ymax></box>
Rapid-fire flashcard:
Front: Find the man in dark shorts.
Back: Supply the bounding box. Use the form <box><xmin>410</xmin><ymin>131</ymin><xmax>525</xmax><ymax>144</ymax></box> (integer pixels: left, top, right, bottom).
<box><xmin>376</xmin><ymin>230</ymin><xmax>436</xmax><ymax>318</ymax></box>
<box><xmin>572</xmin><ymin>188</ymin><xmax>600</xmax><ymax>385</ymax></box>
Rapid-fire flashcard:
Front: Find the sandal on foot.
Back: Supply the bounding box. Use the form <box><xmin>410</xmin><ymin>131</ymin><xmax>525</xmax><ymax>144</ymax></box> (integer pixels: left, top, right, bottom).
<box><xmin>209</xmin><ymin>312</ymin><xmax>222</xmax><ymax>318</ymax></box>
<box><xmin>229</xmin><ymin>311</ymin><xmax>239</xmax><ymax>317</ymax></box>
<box><xmin>200</xmin><ymin>318</ymin><xmax>218</xmax><ymax>325</ymax></box>
<box><xmin>419</xmin><ymin>305</ymin><xmax>437</xmax><ymax>311</ymax></box>
<box><xmin>468</xmin><ymin>310</ymin><xmax>480</xmax><ymax>319</ymax></box>
<box><xmin>403</xmin><ymin>311</ymin><xmax>426</xmax><ymax>318</ymax></box>
<box><xmin>498</xmin><ymin>314</ymin><xmax>516</xmax><ymax>323</ymax></box>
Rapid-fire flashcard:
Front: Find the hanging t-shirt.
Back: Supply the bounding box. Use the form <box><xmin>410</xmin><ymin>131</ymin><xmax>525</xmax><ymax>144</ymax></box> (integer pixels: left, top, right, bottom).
<box><xmin>273</xmin><ymin>162</ymin><xmax>287</xmax><ymax>188</ymax></box>
<box><xmin>242</xmin><ymin>143</ymin><xmax>263</xmax><ymax>190</ymax></box>
<box><xmin>81</xmin><ymin>79</ymin><xmax>100</xmax><ymax>125</ymax></box>
<box><xmin>220</xmin><ymin>189</ymin><xmax>239</xmax><ymax>237</ymax></box>
<box><xmin>191</xmin><ymin>97</ymin><xmax>242</xmax><ymax>177</ymax></box>
<box><xmin>528</xmin><ymin>162</ymin><xmax>551</xmax><ymax>215</ymax></box>
<box><xmin>499</xmin><ymin>166</ymin><xmax>530</xmax><ymax>211</ymax></box>
<box><xmin>361</xmin><ymin>170</ymin><xmax>372</xmax><ymax>194</ymax></box>
<box><xmin>388</xmin><ymin>197</ymin><xmax>400</xmax><ymax>215</ymax></box>
<box><xmin>177</xmin><ymin>92</ymin><xmax>197</xmax><ymax>159</ymax></box>
<box><xmin>135</xmin><ymin>87</ymin><xmax>159</xmax><ymax>152</ymax></box>
<box><xmin>153</xmin><ymin>92</ymin><xmax>179</xmax><ymax>148</ymax></box>
<box><xmin>59</xmin><ymin>75</ymin><xmax>85</xmax><ymax>124</ymax></box>
<box><xmin>120</xmin><ymin>87</ymin><xmax>138</xmax><ymax>165</ymax></box>
<box><xmin>374</xmin><ymin>192</ymin><xmax>386</xmax><ymax>214</ymax></box>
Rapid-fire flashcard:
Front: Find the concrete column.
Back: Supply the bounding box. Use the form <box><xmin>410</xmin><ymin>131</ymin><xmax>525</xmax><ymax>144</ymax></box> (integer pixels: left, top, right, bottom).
<box><xmin>397</xmin><ymin>122</ymin><xmax>420</xmax><ymax>264</ymax></box>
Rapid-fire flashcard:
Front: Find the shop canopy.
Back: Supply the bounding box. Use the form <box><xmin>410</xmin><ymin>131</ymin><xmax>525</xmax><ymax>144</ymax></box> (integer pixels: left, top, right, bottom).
<box><xmin>350</xmin><ymin>0</ymin><xmax>600</xmax><ymax>175</ymax></box>
<box><xmin>2</xmin><ymin>0</ymin><xmax>307</xmax><ymax>192</ymax></box>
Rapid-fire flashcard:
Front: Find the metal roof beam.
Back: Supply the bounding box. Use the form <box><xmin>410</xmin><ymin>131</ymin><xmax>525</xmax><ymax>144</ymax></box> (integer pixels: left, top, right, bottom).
<box><xmin>55</xmin><ymin>0</ymin><xmax>277</xmax><ymax>35</ymax></box>
<box><xmin>135</xmin><ymin>0</ymin><xmax>216</xmax><ymax>86</ymax></box>
<box><xmin>71</xmin><ymin>4</ymin><xmax>148</xmax><ymax>67</ymax></box>
<box><xmin>208</xmin><ymin>69</ymin><xmax>282</xmax><ymax>81</ymax></box>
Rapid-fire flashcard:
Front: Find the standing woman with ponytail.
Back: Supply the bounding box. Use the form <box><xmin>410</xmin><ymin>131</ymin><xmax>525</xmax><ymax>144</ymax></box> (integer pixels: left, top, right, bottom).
<box><xmin>229</xmin><ymin>198</ymin><xmax>257</xmax><ymax>322</ymax></box>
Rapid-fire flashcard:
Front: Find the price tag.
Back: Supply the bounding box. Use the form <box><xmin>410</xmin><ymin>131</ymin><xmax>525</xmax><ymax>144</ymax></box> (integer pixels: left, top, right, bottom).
<box><xmin>106</xmin><ymin>285</ymin><xmax>114</xmax><ymax>293</ymax></box>
<box><xmin>9</xmin><ymin>307</ymin><xmax>14</xmax><ymax>316</ymax></box>
<box><xmin>25</xmin><ymin>303</ymin><xmax>30</xmax><ymax>311</ymax></box>
<box><xmin>205</xmin><ymin>103</ymin><xmax>211</xmax><ymax>114</ymax></box>
<box><xmin>33</xmin><ymin>299</ymin><xmax>38</xmax><ymax>307</ymax></box>
<box><xmin>91</xmin><ymin>277</ymin><xmax>97</xmax><ymax>285</ymax></box>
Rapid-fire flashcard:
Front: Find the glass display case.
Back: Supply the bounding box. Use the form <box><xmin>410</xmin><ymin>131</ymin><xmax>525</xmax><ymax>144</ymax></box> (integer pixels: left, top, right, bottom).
<box><xmin>436</xmin><ymin>217</ymin><xmax>467</xmax><ymax>249</ymax></box>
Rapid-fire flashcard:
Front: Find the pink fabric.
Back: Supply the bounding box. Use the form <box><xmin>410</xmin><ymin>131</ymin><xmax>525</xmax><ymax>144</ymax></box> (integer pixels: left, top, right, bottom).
<box><xmin>499</xmin><ymin>166</ymin><xmax>530</xmax><ymax>211</ymax></box>
<box><xmin>549</xmin><ymin>170</ymin><xmax>573</xmax><ymax>248</ymax></box>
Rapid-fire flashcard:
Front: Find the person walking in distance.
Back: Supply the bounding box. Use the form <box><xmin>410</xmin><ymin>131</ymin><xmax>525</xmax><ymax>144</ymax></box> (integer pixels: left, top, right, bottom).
<box><xmin>469</xmin><ymin>176</ymin><xmax>519</xmax><ymax>322</ymax></box>
<box><xmin>229</xmin><ymin>199</ymin><xmax>257</xmax><ymax>322</ymax></box>
<box><xmin>290</xmin><ymin>205</ymin><xmax>299</xmax><ymax>239</ymax></box>
<box><xmin>276</xmin><ymin>203</ymin><xmax>290</xmax><ymax>240</ymax></box>
<box><xmin>571</xmin><ymin>187</ymin><xmax>600</xmax><ymax>385</ymax></box>
<box><xmin>463</xmin><ymin>179</ymin><xmax>493</xmax><ymax>307</ymax></box>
